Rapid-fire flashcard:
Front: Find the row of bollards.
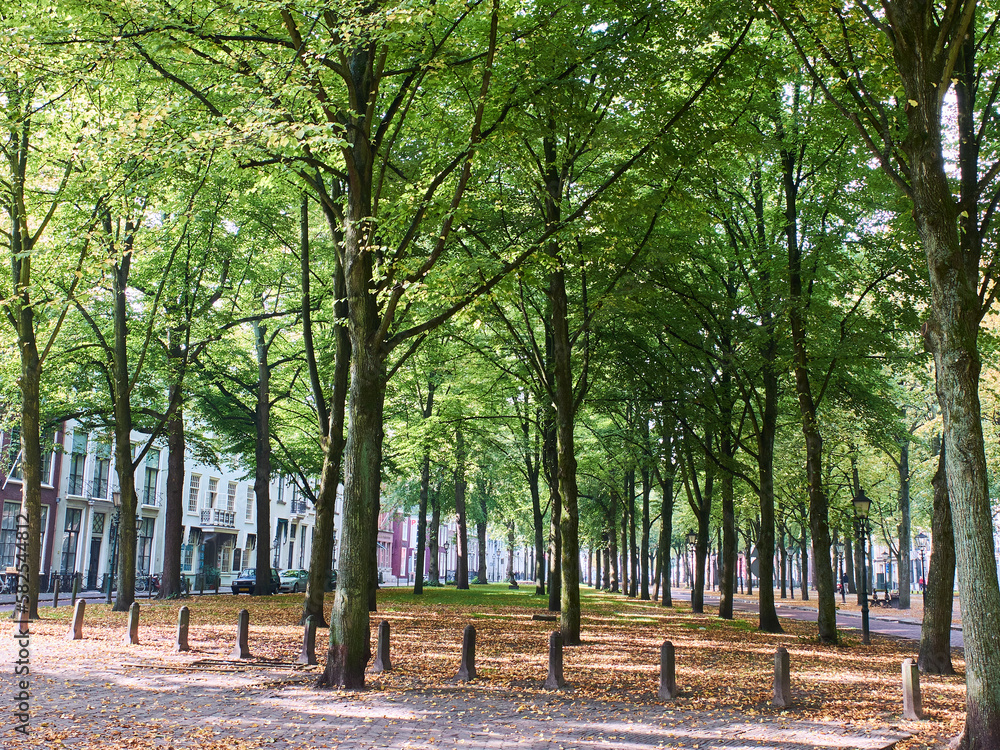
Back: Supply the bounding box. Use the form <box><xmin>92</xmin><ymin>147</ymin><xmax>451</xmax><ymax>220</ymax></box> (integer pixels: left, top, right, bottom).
<box><xmin>57</xmin><ymin>601</ymin><xmax>924</xmax><ymax>718</ymax></box>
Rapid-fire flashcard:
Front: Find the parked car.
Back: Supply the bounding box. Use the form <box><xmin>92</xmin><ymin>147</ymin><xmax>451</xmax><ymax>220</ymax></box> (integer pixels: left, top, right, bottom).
<box><xmin>231</xmin><ymin>567</ymin><xmax>280</xmax><ymax>595</ymax></box>
<box><xmin>279</xmin><ymin>569</ymin><xmax>309</xmax><ymax>593</ymax></box>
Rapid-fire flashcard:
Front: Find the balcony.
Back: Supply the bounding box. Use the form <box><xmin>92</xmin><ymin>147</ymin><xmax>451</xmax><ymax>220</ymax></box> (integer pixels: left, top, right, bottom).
<box><xmin>141</xmin><ymin>490</ymin><xmax>163</xmax><ymax>508</ymax></box>
<box><xmin>200</xmin><ymin>508</ymin><xmax>236</xmax><ymax>528</ymax></box>
<box><xmin>291</xmin><ymin>499</ymin><xmax>308</xmax><ymax>517</ymax></box>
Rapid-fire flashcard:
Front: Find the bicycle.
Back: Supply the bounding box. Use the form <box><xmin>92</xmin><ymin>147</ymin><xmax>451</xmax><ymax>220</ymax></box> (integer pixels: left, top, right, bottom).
<box><xmin>0</xmin><ymin>573</ymin><xmax>17</xmax><ymax>595</ymax></box>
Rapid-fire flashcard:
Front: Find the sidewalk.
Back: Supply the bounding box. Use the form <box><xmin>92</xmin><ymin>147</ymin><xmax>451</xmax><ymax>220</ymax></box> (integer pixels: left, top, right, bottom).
<box><xmin>14</xmin><ymin>654</ymin><xmax>913</xmax><ymax>750</ymax></box>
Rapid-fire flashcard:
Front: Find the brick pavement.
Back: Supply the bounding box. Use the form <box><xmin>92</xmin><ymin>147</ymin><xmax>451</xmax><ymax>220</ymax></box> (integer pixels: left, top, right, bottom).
<box><xmin>12</xmin><ymin>656</ymin><xmax>911</xmax><ymax>749</ymax></box>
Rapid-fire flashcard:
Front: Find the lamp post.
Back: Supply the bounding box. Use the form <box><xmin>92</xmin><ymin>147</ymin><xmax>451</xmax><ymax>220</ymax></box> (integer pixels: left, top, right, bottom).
<box><xmin>686</xmin><ymin>529</ymin><xmax>697</xmax><ymax>590</ymax></box>
<box><xmin>105</xmin><ymin>490</ymin><xmax>122</xmax><ymax>605</ymax></box>
<box><xmin>915</xmin><ymin>531</ymin><xmax>929</xmax><ymax>599</ymax></box>
<box><xmin>852</xmin><ymin>489</ymin><xmax>871</xmax><ymax>644</ymax></box>
<box><xmin>835</xmin><ymin>542</ymin><xmax>845</xmax><ymax>603</ymax></box>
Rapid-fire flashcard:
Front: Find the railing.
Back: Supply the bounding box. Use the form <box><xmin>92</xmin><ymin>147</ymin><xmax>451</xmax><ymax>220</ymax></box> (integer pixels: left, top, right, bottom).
<box><xmin>291</xmin><ymin>499</ymin><xmax>308</xmax><ymax>516</ymax></box>
<box><xmin>141</xmin><ymin>490</ymin><xmax>163</xmax><ymax>508</ymax></box>
<box><xmin>200</xmin><ymin>508</ymin><xmax>236</xmax><ymax>528</ymax></box>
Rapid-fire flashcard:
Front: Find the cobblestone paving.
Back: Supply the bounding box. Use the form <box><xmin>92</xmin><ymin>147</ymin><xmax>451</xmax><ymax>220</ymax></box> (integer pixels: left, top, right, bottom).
<box><xmin>17</xmin><ymin>658</ymin><xmax>910</xmax><ymax>749</ymax></box>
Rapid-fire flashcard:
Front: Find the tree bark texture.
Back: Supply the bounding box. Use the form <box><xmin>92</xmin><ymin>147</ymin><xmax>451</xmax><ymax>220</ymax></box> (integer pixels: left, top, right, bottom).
<box><xmin>454</xmin><ymin>427</ymin><xmax>469</xmax><ymax>590</ymax></box>
<box><xmin>919</xmin><ymin>440</ymin><xmax>955</xmax><ymax>675</ymax></box>
<box><xmin>253</xmin><ymin>321</ymin><xmax>273</xmax><ymax>598</ymax></box>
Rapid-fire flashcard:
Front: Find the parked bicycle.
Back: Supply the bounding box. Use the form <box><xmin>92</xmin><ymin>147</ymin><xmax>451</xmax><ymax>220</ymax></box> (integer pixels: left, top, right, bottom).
<box><xmin>135</xmin><ymin>574</ymin><xmax>160</xmax><ymax>594</ymax></box>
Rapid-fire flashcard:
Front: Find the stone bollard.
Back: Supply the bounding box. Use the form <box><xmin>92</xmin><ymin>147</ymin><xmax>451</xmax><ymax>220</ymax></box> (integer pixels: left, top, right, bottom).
<box><xmin>199</xmin><ymin>574</ymin><xmax>205</xmax><ymax>597</ymax></box>
<box><xmin>16</xmin><ymin>605</ymin><xmax>29</xmax><ymax>636</ymax></box>
<box><xmin>903</xmin><ymin>658</ymin><xmax>923</xmax><ymax>720</ymax></box>
<box><xmin>71</xmin><ymin>574</ymin><xmax>80</xmax><ymax>606</ymax></box>
<box><xmin>773</xmin><ymin>647</ymin><xmax>791</xmax><ymax>707</ymax></box>
<box><xmin>373</xmin><ymin>620</ymin><xmax>391</xmax><ymax>673</ymax></box>
<box><xmin>231</xmin><ymin>608</ymin><xmax>250</xmax><ymax>659</ymax></box>
<box><xmin>66</xmin><ymin>599</ymin><xmax>85</xmax><ymax>640</ymax></box>
<box><xmin>124</xmin><ymin>602</ymin><xmax>140</xmax><ymax>645</ymax></box>
<box><xmin>297</xmin><ymin>615</ymin><xmax>317</xmax><ymax>665</ymax></box>
<box><xmin>214</xmin><ymin>577</ymin><xmax>220</xmax><ymax>596</ymax></box>
<box><xmin>175</xmin><ymin>606</ymin><xmax>190</xmax><ymax>652</ymax></box>
<box><xmin>659</xmin><ymin>640</ymin><xmax>678</xmax><ymax>700</ymax></box>
<box><xmin>455</xmin><ymin>624</ymin><xmax>477</xmax><ymax>681</ymax></box>
<box><xmin>52</xmin><ymin>577</ymin><xmax>60</xmax><ymax>609</ymax></box>
<box><xmin>544</xmin><ymin>631</ymin><xmax>566</xmax><ymax>690</ymax></box>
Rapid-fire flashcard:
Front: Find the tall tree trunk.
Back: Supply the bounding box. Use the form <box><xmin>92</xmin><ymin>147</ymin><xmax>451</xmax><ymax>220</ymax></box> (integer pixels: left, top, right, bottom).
<box><xmin>756</xmin><ymin>347</ymin><xmax>781</xmax><ymax>632</ymax></box>
<box><xmin>159</xmin><ymin>392</ymin><xmax>185</xmax><ymax>599</ymax></box>
<box><xmin>252</xmin><ymin>320</ymin><xmax>273</xmax><ymax>598</ymax></box>
<box><xmin>719</xmin><ymin>431</ymin><xmax>736</xmax><ymax>620</ymax></box>
<box><xmin>608</xmin><ymin>491</ymin><xmax>619</xmax><ymax>593</ymax></box>
<box><xmin>640</xmin><ymin>464</ymin><xmax>651</xmax><ymax>601</ymax></box>
<box><xmin>476</xmin><ymin>491</ymin><xmax>488</xmax><ymax>584</ymax></box>
<box><xmin>627</xmin><ymin>469</ymin><xmax>638</xmax><ymax>598</ymax></box>
<box><xmin>544</xmin><ymin>411</ymin><xmax>561</xmax><ymax>610</ymax></box>
<box><xmin>657</xmin><ymin>436</ymin><xmax>674</xmax><ymax>607</ymax></box>
<box><xmin>897</xmin><ymin>437</ymin><xmax>912</xmax><ymax>609</ymax></box>
<box><xmin>844</xmin><ymin>533</ymin><xmax>855</xmax><ymax>595</ymax></box>
<box><xmin>111</xmin><ymin>242</ymin><xmax>137</xmax><ymax>613</ymax></box>
<box><xmin>781</xmin><ymin>135</ymin><xmax>837</xmax><ymax>645</ymax></box>
<box><xmin>454</xmin><ymin>427</ymin><xmax>469</xmax><ymax>590</ymax></box>
<box><xmin>551</xmin><ymin>264</ymin><xmax>581</xmax><ymax>644</ymax></box>
<box><xmin>414</xmin><ymin>449</ymin><xmax>431</xmax><ymax>593</ymax></box>
<box><xmin>16</xmin><ymin>339</ymin><xmax>42</xmax><ymax>621</ymax></box>
<box><xmin>919</xmin><ymin>439</ymin><xmax>955</xmax><ymax>675</ymax></box>
<box><xmin>525</xmin><ymin>404</ymin><xmax>546</xmax><ymax>595</ymax></box>
<box><xmin>303</xmin><ymin>204</ymin><xmax>349</xmax><ymax>625</ymax></box>
<box><xmin>428</xmin><ymin>490</ymin><xmax>441</xmax><ymax>586</ymax></box>
<box><xmin>619</xmin><ymin>491</ymin><xmax>628</xmax><ymax>596</ymax></box>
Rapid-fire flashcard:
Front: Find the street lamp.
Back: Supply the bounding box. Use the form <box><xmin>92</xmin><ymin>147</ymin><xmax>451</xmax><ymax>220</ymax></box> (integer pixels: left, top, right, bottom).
<box><xmin>835</xmin><ymin>542</ymin><xmax>845</xmax><ymax>603</ymax></box>
<box><xmin>686</xmin><ymin>529</ymin><xmax>697</xmax><ymax>589</ymax></box>
<box><xmin>106</xmin><ymin>490</ymin><xmax>122</xmax><ymax>605</ymax></box>
<box><xmin>852</xmin><ymin>488</ymin><xmax>871</xmax><ymax>645</ymax></box>
<box><xmin>916</xmin><ymin>532</ymin><xmax>929</xmax><ymax>599</ymax></box>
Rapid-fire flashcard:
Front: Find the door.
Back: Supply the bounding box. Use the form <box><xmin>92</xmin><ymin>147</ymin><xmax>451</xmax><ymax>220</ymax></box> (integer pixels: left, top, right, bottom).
<box><xmin>88</xmin><ymin>538</ymin><xmax>102</xmax><ymax>589</ymax></box>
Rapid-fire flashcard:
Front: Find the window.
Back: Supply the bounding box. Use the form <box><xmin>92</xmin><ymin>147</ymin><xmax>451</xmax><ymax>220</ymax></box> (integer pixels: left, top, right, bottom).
<box><xmin>276</xmin><ymin>480</ymin><xmax>285</xmax><ymax>504</ymax></box>
<box><xmin>137</xmin><ymin>518</ymin><xmax>154</xmax><ymax>575</ymax></box>
<box><xmin>246</xmin><ymin>534</ymin><xmax>256</xmax><ymax>552</ymax></box>
<box><xmin>92</xmin><ymin>437</ymin><xmax>111</xmax><ymax>500</ymax></box>
<box><xmin>227</xmin><ymin>481</ymin><xmax>237</xmax><ymax>512</ymax></box>
<box><xmin>245</xmin><ymin>487</ymin><xmax>255</xmax><ymax>521</ymax></box>
<box><xmin>188</xmin><ymin>474</ymin><xmax>201</xmax><ymax>512</ymax></box>
<box><xmin>299</xmin><ymin>524</ymin><xmax>307</xmax><ymax>568</ymax></box>
<box><xmin>220</xmin><ymin>538</ymin><xmax>234</xmax><ymax>574</ymax></box>
<box><xmin>60</xmin><ymin>508</ymin><xmax>83</xmax><ymax>573</ymax></box>
<box><xmin>5</xmin><ymin>429</ymin><xmax>21</xmax><ymax>480</ymax></box>
<box><xmin>92</xmin><ymin>512</ymin><xmax>105</xmax><ymax>536</ymax></box>
<box><xmin>143</xmin><ymin>449</ymin><xmax>160</xmax><ymax>505</ymax></box>
<box><xmin>232</xmin><ymin>548</ymin><xmax>242</xmax><ymax>571</ymax></box>
<box><xmin>182</xmin><ymin>543</ymin><xmax>194</xmax><ymax>572</ymax></box>
<box><xmin>67</xmin><ymin>432</ymin><xmax>87</xmax><ymax>496</ymax></box>
<box><xmin>288</xmin><ymin>524</ymin><xmax>297</xmax><ymax>570</ymax></box>
<box><xmin>0</xmin><ymin>502</ymin><xmax>22</xmax><ymax>568</ymax></box>
<box><xmin>206</xmin><ymin>478</ymin><xmax>218</xmax><ymax>509</ymax></box>
<box><xmin>40</xmin><ymin>436</ymin><xmax>53</xmax><ymax>486</ymax></box>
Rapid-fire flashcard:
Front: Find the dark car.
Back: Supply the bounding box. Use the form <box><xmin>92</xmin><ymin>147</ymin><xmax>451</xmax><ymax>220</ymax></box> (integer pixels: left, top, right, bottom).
<box><xmin>231</xmin><ymin>567</ymin><xmax>280</xmax><ymax>595</ymax></box>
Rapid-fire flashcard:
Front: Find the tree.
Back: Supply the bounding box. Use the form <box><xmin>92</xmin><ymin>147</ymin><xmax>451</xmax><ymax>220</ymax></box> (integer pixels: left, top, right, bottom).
<box><xmin>769</xmin><ymin>2</ymin><xmax>1000</xmax><ymax>742</ymax></box>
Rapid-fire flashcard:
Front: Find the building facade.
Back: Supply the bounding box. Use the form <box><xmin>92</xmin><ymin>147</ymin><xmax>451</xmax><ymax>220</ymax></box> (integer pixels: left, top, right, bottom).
<box><xmin>0</xmin><ymin>420</ymin><xmax>324</xmax><ymax>592</ymax></box>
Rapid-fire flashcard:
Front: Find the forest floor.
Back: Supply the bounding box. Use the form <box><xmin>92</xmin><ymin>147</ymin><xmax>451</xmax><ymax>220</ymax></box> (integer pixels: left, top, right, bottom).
<box><xmin>3</xmin><ymin>585</ymin><xmax>964</xmax><ymax>749</ymax></box>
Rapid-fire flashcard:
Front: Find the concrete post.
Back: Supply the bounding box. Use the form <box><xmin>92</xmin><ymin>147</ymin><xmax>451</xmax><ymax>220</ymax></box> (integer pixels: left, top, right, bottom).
<box><xmin>773</xmin><ymin>647</ymin><xmax>791</xmax><ymax>707</ymax></box>
<box><xmin>659</xmin><ymin>640</ymin><xmax>678</xmax><ymax>700</ymax></box>
<box><xmin>544</xmin><ymin>631</ymin><xmax>566</xmax><ymax>690</ymax></box>
<box><xmin>66</xmin><ymin>599</ymin><xmax>85</xmax><ymax>640</ymax></box>
<box><xmin>297</xmin><ymin>615</ymin><xmax>317</xmax><ymax>665</ymax></box>
<box><xmin>124</xmin><ymin>602</ymin><xmax>139</xmax><ymax>645</ymax></box>
<box><xmin>455</xmin><ymin>624</ymin><xmax>477</xmax><ymax>681</ymax></box>
<box><xmin>175</xmin><ymin>606</ymin><xmax>190</xmax><ymax>652</ymax></box>
<box><xmin>373</xmin><ymin>620</ymin><xmax>391</xmax><ymax>673</ymax></box>
<box><xmin>902</xmin><ymin>658</ymin><xmax>923</xmax><ymax>720</ymax></box>
<box><xmin>231</xmin><ymin>608</ymin><xmax>250</xmax><ymax>659</ymax></box>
